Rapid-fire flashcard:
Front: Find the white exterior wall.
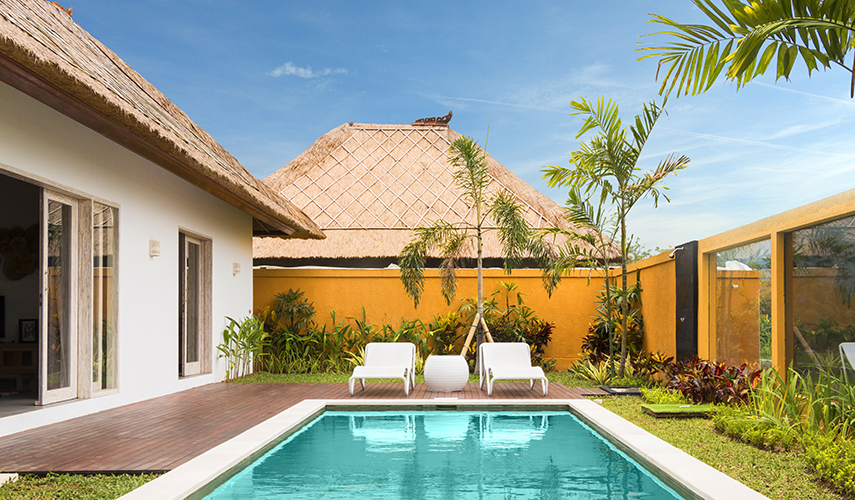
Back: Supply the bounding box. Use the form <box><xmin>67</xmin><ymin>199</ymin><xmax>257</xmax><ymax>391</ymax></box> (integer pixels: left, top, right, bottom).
<box><xmin>0</xmin><ymin>82</ymin><xmax>254</xmax><ymax>436</ymax></box>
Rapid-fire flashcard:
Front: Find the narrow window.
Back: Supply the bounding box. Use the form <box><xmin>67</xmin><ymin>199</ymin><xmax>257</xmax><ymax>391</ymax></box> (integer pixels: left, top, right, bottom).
<box><xmin>92</xmin><ymin>202</ymin><xmax>117</xmax><ymax>391</ymax></box>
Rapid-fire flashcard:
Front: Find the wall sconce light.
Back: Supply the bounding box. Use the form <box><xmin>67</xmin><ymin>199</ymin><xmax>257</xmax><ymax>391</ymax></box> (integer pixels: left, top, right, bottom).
<box><xmin>149</xmin><ymin>240</ymin><xmax>160</xmax><ymax>258</ymax></box>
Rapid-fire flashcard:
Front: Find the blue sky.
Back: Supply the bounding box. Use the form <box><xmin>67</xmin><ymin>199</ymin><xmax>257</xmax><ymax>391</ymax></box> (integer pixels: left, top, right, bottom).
<box><xmin>68</xmin><ymin>1</ymin><xmax>855</xmax><ymax>251</ymax></box>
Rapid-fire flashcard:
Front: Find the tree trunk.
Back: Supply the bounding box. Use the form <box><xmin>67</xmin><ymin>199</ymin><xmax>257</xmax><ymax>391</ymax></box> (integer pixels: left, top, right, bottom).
<box><xmin>619</xmin><ymin>204</ymin><xmax>628</xmax><ymax>378</ymax></box>
<box><xmin>475</xmin><ymin>222</ymin><xmax>486</xmax><ymax>375</ymax></box>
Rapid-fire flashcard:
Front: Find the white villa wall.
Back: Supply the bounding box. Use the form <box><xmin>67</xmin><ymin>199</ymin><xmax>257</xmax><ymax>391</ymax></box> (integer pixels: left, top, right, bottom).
<box><xmin>0</xmin><ymin>82</ymin><xmax>254</xmax><ymax>436</ymax></box>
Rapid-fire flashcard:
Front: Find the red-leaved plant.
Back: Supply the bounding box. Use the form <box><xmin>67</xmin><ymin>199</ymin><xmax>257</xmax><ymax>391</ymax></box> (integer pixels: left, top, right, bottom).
<box><xmin>664</xmin><ymin>357</ymin><xmax>762</xmax><ymax>405</ymax></box>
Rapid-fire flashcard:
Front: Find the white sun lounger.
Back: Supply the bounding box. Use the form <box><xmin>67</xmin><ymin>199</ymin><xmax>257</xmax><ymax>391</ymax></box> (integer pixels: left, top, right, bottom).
<box><xmin>349</xmin><ymin>342</ymin><xmax>416</xmax><ymax>396</ymax></box>
<box><xmin>479</xmin><ymin>342</ymin><xmax>548</xmax><ymax>396</ymax></box>
<box><xmin>840</xmin><ymin>342</ymin><xmax>855</xmax><ymax>385</ymax></box>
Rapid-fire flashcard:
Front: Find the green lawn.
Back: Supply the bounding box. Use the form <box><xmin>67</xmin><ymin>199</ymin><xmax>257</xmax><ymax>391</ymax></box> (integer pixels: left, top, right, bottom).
<box><xmin>0</xmin><ymin>473</ymin><xmax>159</xmax><ymax>500</ymax></box>
<box><xmin>599</xmin><ymin>396</ymin><xmax>844</xmax><ymax>500</ymax></box>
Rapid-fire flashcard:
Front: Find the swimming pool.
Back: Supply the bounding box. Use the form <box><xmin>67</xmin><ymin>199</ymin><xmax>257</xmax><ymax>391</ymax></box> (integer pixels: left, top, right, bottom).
<box><xmin>118</xmin><ymin>399</ymin><xmax>769</xmax><ymax>500</ymax></box>
<box><xmin>203</xmin><ymin>411</ymin><xmax>683</xmax><ymax>499</ymax></box>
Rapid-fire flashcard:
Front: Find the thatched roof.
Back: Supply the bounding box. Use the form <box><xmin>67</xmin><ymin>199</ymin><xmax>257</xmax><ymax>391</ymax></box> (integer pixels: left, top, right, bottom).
<box><xmin>0</xmin><ymin>0</ymin><xmax>322</xmax><ymax>239</ymax></box>
<box><xmin>255</xmin><ymin>122</ymin><xmax>608</xmax><ymax>262</ymax></box>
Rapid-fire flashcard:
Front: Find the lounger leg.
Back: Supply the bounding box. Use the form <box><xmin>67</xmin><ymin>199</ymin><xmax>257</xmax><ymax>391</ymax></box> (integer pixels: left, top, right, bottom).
<box><xmin>487</xmin><ymin>378</ymin><xmax>493</xmax><ymax>396</ymax></box>
<box><xmin>404</xmin><ymin>377</ymin><xmax>409</xmax><ymax>396</ymax></box>
<box><xmin>541</xmin><ymin>379</ymin><xmax>548</xmax><ymax>396</ymax></box>
<box><xmin>349</xmin><ymin>378</ymin><xmax>355</xmax><ymax>396</ymax></box>
<box><xmin>529</xmin><ymin>379</ymin><xmax>534</xmax><ymax>389</ymax></box>
<box><xmin>360</xmin><ymin>379</ymin><xmax>365</xmax><ymax>390</ymax></box>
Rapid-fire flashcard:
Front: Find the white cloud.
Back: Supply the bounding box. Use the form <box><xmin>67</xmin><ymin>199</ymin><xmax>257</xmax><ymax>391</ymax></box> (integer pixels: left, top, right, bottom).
<box><xmin>268</xmin><ymin>62</ymin><xmax>347</xmax><ymax>79</ymax></box>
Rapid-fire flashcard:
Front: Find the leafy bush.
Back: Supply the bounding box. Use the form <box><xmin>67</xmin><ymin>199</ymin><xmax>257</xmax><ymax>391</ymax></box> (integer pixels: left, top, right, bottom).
<box><xmin>641</xmin><ymin>386</ymin><xmax>687</xmax><ymax>405</ymax></box>
<box><xmin>663</xmin><ymin>357</ymin><xmax>762</xmax><ymax>405</ymax></box>
<box><xmin>569</xmin><ymin>358</ymin><xmax>614</xmax><ymax>385</ymax></box>
<box><xmin>580</xmin><ymin>281</ymin><xmax>644</xmax><ymax>363</ymax></box>
<box><xmin>804</xmin><ymin>432</ymin><xmax>855</xmax><ymax>498</ymax></box>
<box><xmin>429</xmin><ymin>312</ymin><xmax>463</xmax><ymax>355</ymax></box>
<box><xmin>713</xmin><ymin>404</ymin><xmax>800</xmax><ymax>451</ymax></box>
<box><xmin>458</xmin><ymin>281</ymin><xmax>555</xmax><ymax>367</ymax></box>
<box><xmin>218</xmin><ymin>315</ymin><xmax>267</xmax><ymax>381</ymax></box>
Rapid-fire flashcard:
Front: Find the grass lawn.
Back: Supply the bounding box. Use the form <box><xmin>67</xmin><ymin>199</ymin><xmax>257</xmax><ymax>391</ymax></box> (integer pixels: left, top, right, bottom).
<box><xmin>0</xmin><ymin>473</ymin><xmax>159</xmax><ymax>500</ymax></box>
<box><xmin>599</xmin><ymin>396</ymin><xmax>844</xmax><ymax>500</ymax></box>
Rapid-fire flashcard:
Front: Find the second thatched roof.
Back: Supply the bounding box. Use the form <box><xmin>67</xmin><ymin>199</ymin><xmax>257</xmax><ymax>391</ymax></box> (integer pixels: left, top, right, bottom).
<box><xmin>255</xmin><ymin>121</ymin><xmax>610</xmax><ymax>264</ymax></box>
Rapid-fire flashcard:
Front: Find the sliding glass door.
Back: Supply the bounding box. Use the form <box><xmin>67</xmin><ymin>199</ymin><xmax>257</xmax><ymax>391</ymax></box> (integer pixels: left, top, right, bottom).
<box><xmin>40</xmin><ymin>191</ymin><xmax>78</xmax><ymax>405</ymax></box>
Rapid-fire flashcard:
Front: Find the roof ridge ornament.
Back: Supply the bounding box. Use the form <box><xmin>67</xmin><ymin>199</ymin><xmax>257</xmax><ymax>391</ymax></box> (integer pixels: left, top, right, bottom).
<box><xmin>412</xmin><ymin>111</ymin><xmax>452</xmax><ymax>127</ymax></box>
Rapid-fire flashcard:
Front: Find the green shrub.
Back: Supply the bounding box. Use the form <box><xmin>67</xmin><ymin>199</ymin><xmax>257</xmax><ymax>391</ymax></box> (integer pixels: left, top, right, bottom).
<box><xmin>713</xmin><ymin>404</ymin><xmax>800</xmax><ymax>451</ymax></box>
<box><xmin>641</xmin><ymin>386</ymin><xmax>686</xmax><ymax>405</ymax></box>
<box><xmin>804</xmin><ymin>433</ymin><xmax>855</xmax><ymax>497</ymax></box>
<box><xmin>569</xmin><ymin>358</ymin><xmax>613</xmax><ymax>385</ymax></box>
<box><xmin>581</xmin><ymin>281</ymin><xmax>644</xmax><ymax>363</ymax></box>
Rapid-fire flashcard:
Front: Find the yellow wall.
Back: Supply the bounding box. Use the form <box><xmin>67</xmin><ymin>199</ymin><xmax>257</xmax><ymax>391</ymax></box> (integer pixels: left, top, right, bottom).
<box><xmin>254</xmin><ymin>255</ymin><xmax>680</xmax><ymax>371</ymax></box>
<box><xmin>254</xmin><ymin>268</ymin><xmax>603</xmax><ymax>370</ymax></box>
<box><xmin>625</xmin><ymin>255</ymin><xmax>677</xmax><ymax>359</ymax></box>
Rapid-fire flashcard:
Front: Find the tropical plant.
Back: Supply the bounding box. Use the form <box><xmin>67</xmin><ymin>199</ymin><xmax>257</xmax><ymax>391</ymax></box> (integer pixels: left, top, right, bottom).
<box><xmin>638</xmin><ymin>0</ymin><xmax>855</xmax><ymax>98</ymax></box>
<box><xmin>581</xmin><ymin>280</ymin><xmax>644</xmax><ymax>364</ymax></box>
<box><xmin>458</xmin><ymin>281</ymin><xmax>556</xmax><ymax>368</ymax></box>
<box><xmin>399</xmin><ymin>136</ymin><xmax>533</xmax><ymax>366</ymax></box>
<box><xmin>534</xmin><ymin>186</ymin><xmax>622</xmax><ymax>375</ymax></box>
<box><xmin>664</xmin><ymin>357</ymin><xmax>762</xmax><ymax>404</ymax></box>
<box><xmin>570</xmin><ymin>358</ymin><xmax>615</xmax><ymax>385</ymax></box>
<box><xmin>429</xmin><ymin>312</ymin><xmax>463</xmax><ymax>355</ymax></box>
<box><xmin>543</xmin><ymin>97</ymin><xmax>689</xmax><ymax>376</ymax></box>
<box><xmin>218</xmin><ymin>315</ymin><xmax>268</xmax><ymax>381</ymax></box>
<box><xmin>641</xmin><ymin>386</ymin><xmax>688</xmax><ymax>405</ymax></box>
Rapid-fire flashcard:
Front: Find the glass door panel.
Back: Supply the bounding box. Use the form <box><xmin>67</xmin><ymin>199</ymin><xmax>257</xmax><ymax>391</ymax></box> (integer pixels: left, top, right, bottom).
<box><xmin>180</xmin><ymin>234</ymin><xmax>201</xmax><ymax>376</ymax></box>
<box><xmin>40</xmin><ymin>191</ymin><xmax>78</xmax><ymax>404</ymax></box>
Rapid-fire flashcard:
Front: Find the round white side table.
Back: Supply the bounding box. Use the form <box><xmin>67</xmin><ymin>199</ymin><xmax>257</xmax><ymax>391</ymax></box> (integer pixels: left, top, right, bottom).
<box><xmin>424</xmin><ymin>355</ymin><xmax>469</xmax><ymax>392</ymax></box>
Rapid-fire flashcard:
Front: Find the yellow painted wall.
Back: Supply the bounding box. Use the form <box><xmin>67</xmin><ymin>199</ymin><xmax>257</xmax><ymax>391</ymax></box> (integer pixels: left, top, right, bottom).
<box><xmin>626</xmin><ymin>256</ymin><xmax>677</xmax><ymax>359</ymax></box>
<box><xmin>254</xmin><ymin>268</ymin><xmax>603</xmax><ymax>370</ymax></box>
<box><xmin>254</xmin><ymin>256</ymin><xmax>680</xmax><ymax>371</ymax></box>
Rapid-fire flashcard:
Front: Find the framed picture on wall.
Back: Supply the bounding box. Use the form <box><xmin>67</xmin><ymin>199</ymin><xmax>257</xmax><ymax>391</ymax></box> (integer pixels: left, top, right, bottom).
<box><xmin>19</xmin><ymin>319</ymin><xmax>37</xmax><ymax>343</ymax></box>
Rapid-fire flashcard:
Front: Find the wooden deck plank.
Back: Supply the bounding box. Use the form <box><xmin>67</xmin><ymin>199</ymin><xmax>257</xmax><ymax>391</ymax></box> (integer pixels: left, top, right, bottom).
<box><xmin>0</xmin><ymin>382</ymin><xmax>606</xmax><ymax>473</ymax></box>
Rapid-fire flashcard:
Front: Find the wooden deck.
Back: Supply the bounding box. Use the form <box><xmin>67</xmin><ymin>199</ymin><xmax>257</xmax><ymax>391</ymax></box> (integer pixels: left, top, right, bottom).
<box><xmin>0</xmin><ymin>382</ymin><xmax>605</xmax><ymax>474</ymax></box>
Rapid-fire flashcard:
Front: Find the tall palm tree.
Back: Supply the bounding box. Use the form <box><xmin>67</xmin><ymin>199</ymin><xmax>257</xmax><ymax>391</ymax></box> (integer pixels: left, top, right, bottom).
<box><xmin>543</xmin><ymin>97</ymin><xmax>690</xmax><ymax>376</ymax></box>
<box><xmin>638</xmin><ymin>0</ymin><xmax>855</xmax><ymax>97</ymax></box>
<box><xmin>535</xmin><ymin>187</ymin><xmax>622</xmax><ymax>375</ymax></box>
<box><xmin>399</xmin><ymin>136</ymin><xmax>532</xmax><ymax>362</ymax></box>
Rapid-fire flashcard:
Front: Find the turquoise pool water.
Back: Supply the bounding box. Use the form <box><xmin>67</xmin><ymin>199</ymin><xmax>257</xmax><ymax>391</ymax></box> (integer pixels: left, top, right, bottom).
<box><xmin>204</xmin><ymin>411</ymin><xmax>685</xmax><ymax>499</ymax></box>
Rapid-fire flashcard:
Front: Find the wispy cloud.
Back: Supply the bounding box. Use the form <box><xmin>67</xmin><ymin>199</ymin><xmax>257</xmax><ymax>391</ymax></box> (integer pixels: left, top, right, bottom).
<box><xmin>754</xmin><ymin>81</ymin><xmax>855</xmax><ymax>107</ymax></box>
<box><xmin>430</xmin><ymin>94</ymin><xmax>564</xmax><ymax>113</ymax></box>
<box><xmin>268</xmin><ymin>62</ymin><xmax>347</xmax><ymax>79</ymax></box>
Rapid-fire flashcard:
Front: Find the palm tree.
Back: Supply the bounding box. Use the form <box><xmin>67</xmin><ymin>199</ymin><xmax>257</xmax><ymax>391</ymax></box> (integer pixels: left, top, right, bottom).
<box><xmin>535</xmin><ymin>187</ymin><xmax>622</xmax><ymax>375</ymax></box>
<box><xmin>399</xmin><ymin>136</ymin><xmax>532</xmax><ymax>364</ymax></box>
<box><xmin>543</xmin><ymin>97</ymin><xmax>690</xmax><ymax>376</ymax></box>
<box><xmin>638</xmin><ymin>0</ymin><xmax>855</xmax><ymax>98</ymax></box>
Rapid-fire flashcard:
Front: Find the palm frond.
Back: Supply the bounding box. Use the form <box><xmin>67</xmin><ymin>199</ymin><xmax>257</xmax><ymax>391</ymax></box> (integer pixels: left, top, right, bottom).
<box><xmin>398</xmin><ymin>221</ymin><xmax>463</xmax><ymax>308</ymax></box>
<box><xmin>638</xmin><ymin>0</ymin><xmax>855</xmax><ymax>97</ymax></box>
<box><xmin>490</xmin><ymin>191</ymin><xmax>531</xmax><ymax>271</ymax></box>
<box><xmin>449</xmin><ymin>136</ymin><xmax>490</xmax><ymax>208</ymax></box>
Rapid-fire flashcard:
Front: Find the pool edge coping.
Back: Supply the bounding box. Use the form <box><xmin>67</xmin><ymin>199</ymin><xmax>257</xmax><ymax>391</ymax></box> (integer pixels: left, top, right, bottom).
<box><xmin>117</xmin><ymin>398</ymin><xmax>770</xmax><ymax>500</ymax></box>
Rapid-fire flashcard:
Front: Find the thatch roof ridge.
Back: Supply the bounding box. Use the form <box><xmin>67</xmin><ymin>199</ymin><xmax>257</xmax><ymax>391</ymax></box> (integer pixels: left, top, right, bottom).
<box><xmin>0</xmin><ymin>0</ymin><xmax>322</xmax><ymax>239</ymax></box>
